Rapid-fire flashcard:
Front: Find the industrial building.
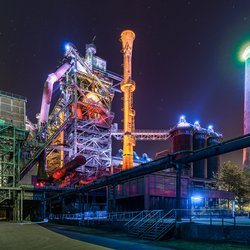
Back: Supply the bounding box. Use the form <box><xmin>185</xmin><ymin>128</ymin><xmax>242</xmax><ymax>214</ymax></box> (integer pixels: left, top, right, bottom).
<box><xmin>0</xmin><ymin>30</ymin><xmax>235</xmax><ymax>222</ymax></box>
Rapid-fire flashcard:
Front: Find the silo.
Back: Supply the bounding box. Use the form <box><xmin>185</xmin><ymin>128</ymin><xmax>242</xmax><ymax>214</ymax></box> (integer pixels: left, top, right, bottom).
<box><xmin>170</xmin><ymin>116</ymin><xmax>193</xmax><ymax>156</ymax></box>
<box><xmin>206</xmin><ymin>126</ymin><xmax>221</xmax><ymax>179</ymax></box>
<box><xmin>192</xmin><ymin>122</ymin><xmax>206</xmax><ymax>178</ymax></box>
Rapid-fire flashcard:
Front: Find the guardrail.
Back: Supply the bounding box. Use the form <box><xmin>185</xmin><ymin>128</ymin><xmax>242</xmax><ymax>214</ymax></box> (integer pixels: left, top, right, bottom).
<box><xmin>174</xmin><ymin>209</ymin><xmax>250</xmax><ymax>226</ymax></box>
<box><xmin>49</xmin><ymin>209</ymin><xmax>250</xmax><ymax>227</ymax></box>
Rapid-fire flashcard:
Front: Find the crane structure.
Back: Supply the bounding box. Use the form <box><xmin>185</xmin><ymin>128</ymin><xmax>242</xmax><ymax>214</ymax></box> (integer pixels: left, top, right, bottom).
<box><xmin>120</xmin><ymin>30</ymin><xmax>136</xmax><ymax>170</ymax></box>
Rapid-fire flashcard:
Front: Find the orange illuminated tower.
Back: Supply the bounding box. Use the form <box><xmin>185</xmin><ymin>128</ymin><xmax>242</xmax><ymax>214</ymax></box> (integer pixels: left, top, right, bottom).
<box><xmin>120</xmin><ymin>30</ymin><xmax>136</xmax><ymax>170</ymax></box>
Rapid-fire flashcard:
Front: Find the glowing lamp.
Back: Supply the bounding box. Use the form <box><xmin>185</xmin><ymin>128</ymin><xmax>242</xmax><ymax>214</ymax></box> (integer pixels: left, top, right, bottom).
<box><xmin>86</xmin><ymin>92</ymin><xmax>100</xmax><ymax>103</ymax></box>
<box><xmin>177</xmin><ymin>115</ymin><xmax>190</xmax><ymax>128</ymax></box>
<box><xmin>207</xmin><ymin>125</ymin><xmax>214</xmax><ymax>133</ymax></box>
<box><xmin>180</xmin><ymin>115</ymin><xmax>186</xmax><ymax>122</ymax></box>
<box><xmin>191</xmin><ymin>195</ymin><xmax>202</xmax><ymax>203</ymax></box>
<box><xmin>194</xmin><ymin>121</ymin><xmax>201</xmax><ymax>129</ymax></box>
<box><xmin>242</xmin><ymin>46</ymin><xmax>250</xmax><ymax>61</ymax></box>
<box><xmin>65</xmin><ymin>43</ymin><xmax>71</xmax><ymax>51</ymax></box>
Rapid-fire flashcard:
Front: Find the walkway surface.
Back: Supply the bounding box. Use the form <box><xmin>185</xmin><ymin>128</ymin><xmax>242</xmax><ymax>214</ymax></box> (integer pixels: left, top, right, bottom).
<box><xmin>0</xmin><ymin>222</ymin><xmax>172</xmax><ymax>250</ymax></box>
<box><xmin>1</xmin><ymin>222</ymin><xmax>249</xmax><ymax>250</ymax></box>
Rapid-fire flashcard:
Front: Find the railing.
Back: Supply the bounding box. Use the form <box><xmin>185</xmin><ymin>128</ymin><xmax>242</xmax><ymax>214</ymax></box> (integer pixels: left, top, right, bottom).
<box><xmin>108</xmin><ymin>210</ymin><xmax>148</xmax><ymax>223</ymax></box>
<box><xmin>49</xmin><ymin>211</ymin><xmax>108</xmax><ymax>221</ymax></box>
<box><xmin>141</xmin><ymin>209</ymin><xmax>175</xmax><ymax>240</ymax></box>
<box><xmin>124</xmin><ymin>210</ymin><xmax>151</xmax><ymax>230</ymax></box>
<box><xmin>174</xmin><ymin>209</ymin><xmax>242</xmax><ymax>226</ymax></box>
<box><xmin>128</xmin><ymin>210</ymin><xmax>164</xmax><ymax>237</ymax></box>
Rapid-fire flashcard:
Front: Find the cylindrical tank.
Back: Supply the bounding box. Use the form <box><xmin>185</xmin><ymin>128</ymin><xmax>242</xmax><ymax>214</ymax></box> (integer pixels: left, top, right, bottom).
<box><xmin>193</xmin><ymin>131</ymin><xmax>206</xmax><ymax>178</ymax></box>
<box><xmin>52</xmin><ymin>155</ymin><xmax>86</xmax><ymax>180</ymax></box>
<box><xmin>207</xmin><ymin>133</ymin><xmax>220</xmax><ymax>179</ymax></box>
<box><xmin>171</xmin><ymin>116</ymin><xmax>192</xmax><ymax>155</ymax></box>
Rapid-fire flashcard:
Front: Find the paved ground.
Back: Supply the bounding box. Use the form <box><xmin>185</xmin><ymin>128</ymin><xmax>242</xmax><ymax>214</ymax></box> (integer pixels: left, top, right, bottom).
<box><xmin>0</xmin><ymin>222</ymin><xmax>172</xmax><ymax>250</ymax></box>
<box><xmin>1</xmin><ymin>222</ymin><xmax>249</xmax><ymax>250</ymax></box>
<box><xmin>0</xmin><ymin>222</ymin><xmax>111</xmax><ymax>250</ymax></box>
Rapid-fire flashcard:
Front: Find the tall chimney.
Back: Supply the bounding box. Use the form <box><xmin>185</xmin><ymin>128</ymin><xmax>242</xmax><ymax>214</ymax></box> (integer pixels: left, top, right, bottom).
<box><xmin>242</xmin><ymin>46</ymin><xmax>250</xmax><ymax>169</ymax></box>
<box><xmin>120</xmin><ymin>30</ymin><xmax>136</xmax><ymax>170</ymax></box>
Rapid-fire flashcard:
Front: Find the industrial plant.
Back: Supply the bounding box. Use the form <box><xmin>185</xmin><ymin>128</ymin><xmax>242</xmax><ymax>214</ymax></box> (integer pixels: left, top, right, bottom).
<box><xmin>0</xmin><ymin>30</ymin><xmax>245</xmax><ymax>238</ymax></box>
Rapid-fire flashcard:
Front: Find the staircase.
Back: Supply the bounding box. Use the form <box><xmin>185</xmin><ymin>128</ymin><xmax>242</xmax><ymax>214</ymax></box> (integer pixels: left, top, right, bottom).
<box><xmin>141</xmin><ymin>209</ymin><xmax>175</xmax><ymax>241</ymax></box>
<box><xmin>123</xmin><ymin>210</ymin><xmax>151</xmax><ymax>229</ymax></box>
<box><xmin>127</xmin><ymin>210</ymin><xmax>163</xmax><ymax>238</ymax></box>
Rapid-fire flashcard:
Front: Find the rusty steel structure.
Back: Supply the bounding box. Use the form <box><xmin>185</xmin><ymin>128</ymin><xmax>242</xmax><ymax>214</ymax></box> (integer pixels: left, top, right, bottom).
<box><xmin>120</xmin><ymin>30</ymin><xmax>136</xmax><ymax>170</ymax></box>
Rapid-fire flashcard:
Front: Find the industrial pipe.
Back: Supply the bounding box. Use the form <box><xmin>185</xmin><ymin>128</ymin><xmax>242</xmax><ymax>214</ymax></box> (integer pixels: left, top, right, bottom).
<box><xmin>52</xmin><ymin>155</ymin><xmax>86</xmax><ymax>180</ymax></box>
<box><xmin>39</xmin><ymin>62</ymin><xmax>71</xmax><ymax>127</ymax></box>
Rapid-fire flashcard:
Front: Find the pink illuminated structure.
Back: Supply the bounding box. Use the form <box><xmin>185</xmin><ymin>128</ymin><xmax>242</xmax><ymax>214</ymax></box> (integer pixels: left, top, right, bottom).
<box><xmin>39</xmin><ymin>62</ymin><xmax>71</xmax><ymax>126</ymax></box>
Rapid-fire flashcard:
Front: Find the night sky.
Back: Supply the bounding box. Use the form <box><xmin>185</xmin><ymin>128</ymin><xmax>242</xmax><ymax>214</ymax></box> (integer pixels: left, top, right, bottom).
<box><xmin>0</xmin><ymin>0</ymin><xmax>249</xmax><ymax>165</ymax></box>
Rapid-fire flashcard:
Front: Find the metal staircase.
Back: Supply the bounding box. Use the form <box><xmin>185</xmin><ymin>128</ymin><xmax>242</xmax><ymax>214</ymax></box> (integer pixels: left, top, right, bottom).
<box><xmin>141</xmin><ymin>209</ymin><xmax>175</xmax><ymax>241</ymax></box>
<box><xmin>124</xmin><ymin>210</ymin><xmax>151</xmax><ymax>230</ymax></box>
<box><xmin>127</xmin><ymin>210</ymin><xmax>163</xmax><ymax>238</ymax></box>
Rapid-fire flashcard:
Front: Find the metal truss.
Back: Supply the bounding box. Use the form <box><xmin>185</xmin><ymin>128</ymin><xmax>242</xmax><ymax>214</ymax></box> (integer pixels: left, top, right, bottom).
<box><xmin>0</xmin><ymin>123</ymin><xmax>26</xmax><ymax>206</ymax></box>
<box><xmin>111</xmin><ymin>129</ymin><xmax>171</xmax><ymax>141</ymax></box>
<box><xmin>38</xmin><ymin>46</ymin><xmax>115</xmax><ymax>182</ymax></box>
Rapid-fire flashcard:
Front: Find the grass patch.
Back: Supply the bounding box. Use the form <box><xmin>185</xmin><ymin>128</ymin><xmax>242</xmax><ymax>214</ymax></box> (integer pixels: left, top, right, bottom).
<box><xmin>155</xmin><ymin>239</ymin><xmax>249</xmax><ymax>250</ymax></box>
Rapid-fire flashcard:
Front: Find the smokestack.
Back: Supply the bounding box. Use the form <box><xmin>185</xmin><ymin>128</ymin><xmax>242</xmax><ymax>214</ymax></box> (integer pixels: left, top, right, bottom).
<box><xmin>120</xmin><ymin>30</ymin><xmax>136</xmax><ymax>170</ymax></box>
<box><xmin>242</xmin><ymin>46</ymin><xmax>250</xmax><ymax>169</ymax></box>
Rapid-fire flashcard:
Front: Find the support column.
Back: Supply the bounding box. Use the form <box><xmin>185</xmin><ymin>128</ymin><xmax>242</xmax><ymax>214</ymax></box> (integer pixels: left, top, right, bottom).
<box><xmin>144</xmin><ymin>176</ymin><xmax>150</xmax><ymax>210</ymax></box>
<box><xmin>112</xmin><ymin>184</ymin><xmax>116</xmax><ymax>212</ymax></box>
<box><xmin>175</xmin><ymin>163</ymin><xmax>181</xmax><ymax>221</ymax></box>
<box><xmin>20</xmin><ymin>190</ymin><xmax>23</xmax><ymax>222</ymax></box>
<box><xmin>43</xmin><ymin>192</ymin><xmax>46</xmax><ymax>219</ymax></box>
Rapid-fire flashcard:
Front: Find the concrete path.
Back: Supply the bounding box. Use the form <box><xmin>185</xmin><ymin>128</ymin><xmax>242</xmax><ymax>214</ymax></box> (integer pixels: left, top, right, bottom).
<box><xmin>42</xmin><ymin>223</ymin><xmax>173</xmax><ymax>250</ymax></box>
<box><xmin>0</xmin><ymin>222</ymin><xmax>173</xmax><ymax>250</ymax></box>
<box><xmin>0</xmin><ymin>222</ymin><xmax>111</xmax><ymax>250</ymax></box>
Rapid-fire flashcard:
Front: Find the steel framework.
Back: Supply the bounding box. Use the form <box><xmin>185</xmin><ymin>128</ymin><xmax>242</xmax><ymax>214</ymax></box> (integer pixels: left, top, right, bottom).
<box><xmin>111</xmin><ymin>129</ymin><xmax>170</xmax><ymax>141</ymax></box>
<box><xmin>0</xmin><ymin>122</ymin><xmax>26</xmax><ymax>220</ymax></box>
<box><xmin>21</xmin><ymin>43</ymin><xmax>116</xmax><ymax>184</ymax></box>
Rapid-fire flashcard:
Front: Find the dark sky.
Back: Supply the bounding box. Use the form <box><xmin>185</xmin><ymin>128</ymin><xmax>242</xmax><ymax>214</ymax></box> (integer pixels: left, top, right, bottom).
<box><xmin>0</xmin><ymin>0</ymin><xmax>249</xmax><ymax>165</ymax></box>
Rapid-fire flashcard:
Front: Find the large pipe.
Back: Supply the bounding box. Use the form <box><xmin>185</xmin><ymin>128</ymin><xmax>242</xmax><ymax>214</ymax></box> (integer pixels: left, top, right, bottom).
<box><xmin>242</xmin><ymin>47</ymin><xmax>250</xmax><ymax>169</ymax></box>
<box><xmin>52</xmin><ymin>155</ymin><xmax>86</xmax><ymax>180</ymax></box>
<box><xmin>120</xmin><ymin>30</ymin><xmax>136</xmax><ymax>170</ymax></box>
<box><xmin>39</xmin><ymin>62</ymin><xmax>71</xmax><ymax>126</ymax></box>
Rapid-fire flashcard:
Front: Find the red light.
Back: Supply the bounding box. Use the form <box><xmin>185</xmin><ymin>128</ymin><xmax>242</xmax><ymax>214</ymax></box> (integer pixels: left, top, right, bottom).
<box><xmin>35</xmin><ymin>181</ymin><xmax>45</xmax><ymax>187</ymax></box>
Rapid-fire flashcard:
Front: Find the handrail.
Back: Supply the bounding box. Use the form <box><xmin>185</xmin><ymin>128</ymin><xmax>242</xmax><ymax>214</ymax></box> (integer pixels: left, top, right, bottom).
<box><xmin>128</xmin><ymin>210</ymin><xmax>163</xmax><ymax>235</ymax></box>
<box><xmin>124</xmin><ymin>210</ymin><xmax>150</xmax><ymax>227</ymax></box>
<box><xmin>141</xmin><ymin>209</ymin><xmax>175</xmax><ymax>240</ymax></box>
